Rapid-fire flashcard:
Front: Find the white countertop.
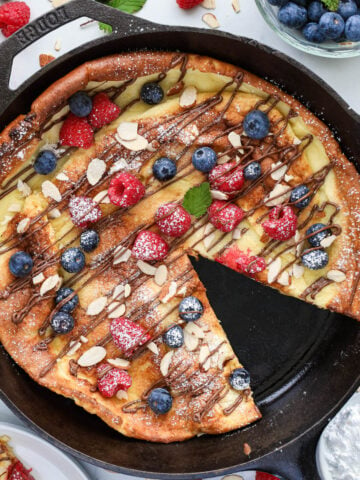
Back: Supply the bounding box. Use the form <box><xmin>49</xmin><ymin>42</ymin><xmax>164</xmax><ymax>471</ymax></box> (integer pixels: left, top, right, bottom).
<box><xmin>0</xmin><ymin>1</ymin><xmax>359</xmax><ymax>479</ymax></box>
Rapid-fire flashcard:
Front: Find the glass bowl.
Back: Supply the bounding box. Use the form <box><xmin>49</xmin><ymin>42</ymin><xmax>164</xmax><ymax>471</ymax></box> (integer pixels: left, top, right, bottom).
<box><xmin>255</xmin><ymin>0</ymin><xmax>360</xmax><ymax>58</ymax></box>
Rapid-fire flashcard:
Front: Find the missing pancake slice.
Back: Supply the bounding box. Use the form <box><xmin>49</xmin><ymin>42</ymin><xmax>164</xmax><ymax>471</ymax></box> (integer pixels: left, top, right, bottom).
<box><xmin>0</xmin><ymin>435</ymin><xmax>35</xmax><ymax>480</ymax></box>
<box><xmin>0</xmin><ymin>52</ymin><xmax>359</xmax><ymax>443</ymax></box>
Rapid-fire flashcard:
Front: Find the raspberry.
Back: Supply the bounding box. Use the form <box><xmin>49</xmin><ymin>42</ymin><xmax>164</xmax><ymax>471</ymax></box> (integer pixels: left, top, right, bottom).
<box><xmin>69</xmin><ymin>196</ymin><xmax>102</xmax><ymax>228</ymax></box>
<box><xmin>59</xmin><ymin>113</ymin><xmax>93</xmax><ymax>149</ymax></box>
<box><xmin>262</xmin><ymin>206</ymin><xmax>297</xmax><ymax>241</ymax></box>
<box><xmin>88</xmin><ymin>93</ymin><xmax>121</xmax><ymax>129</ymax></box>
<box><xmin>7</xmin><ymin>461</ymin><xmax>34</xmax><ymax>480</ymax></box>
<box><xmin>110</xmin><ymin>317</ymin><xmax>150</xmax><ymax>355</ymax></box>
<box><xmin>132</xmin><ymin>230</ymin><xmax>169</xmax><ymax>261</ymax></box>
<box><xmin>208</xmin><ymin>200</ymin><xmax>244</xmax><ymax>233</ymax></box>
<box><xmin>255</xmin><ymin>473</ymin><xmax>282</xmax><ymax>480</ymax></box>
<box><xmin>176</xmin><ymin>0</ymin><xmax>203</xmax><ymax>9</ymax></box>
<box><xmin>235</xmin><ymin>250</ymin><xmax>266</xmax><ymax>276</ymax></box>
<box><xmin>108</xmin><ymin>172</ymin><xmax>145</xmax><ymax>208</ymax></box>
<box><xmin>0</xmin><ymin>2</ymin><xmax>30</xmax><ymax>38</ymax></box>
<box><xmin>209</xmin><ymin>162</ymin><xmax>244</xmax><ymax>194</ymax></box>
<box><xmin>155</xmin><ymin>203</ymin><xmax>192</xmax><ymax>237</ymax></box>
<box><xmin>97</xmin><ymin>364</ymin><xmax>132</xmax><ymax>398</ymax></box>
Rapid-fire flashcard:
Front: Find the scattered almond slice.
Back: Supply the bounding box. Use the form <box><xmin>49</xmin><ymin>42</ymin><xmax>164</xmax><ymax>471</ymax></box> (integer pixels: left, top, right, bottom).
<box><xmin>78</xmin><ymin>346</ymin><xmax>106</xmax><ymax>367</ymax></box>
<box><xmin>32</xmin><ymin>272</ymin><xmax>45</xmax><ymax>285</ymax></box>
<box><xmin>80</xmin><ymin>335</ymin><xmax>88</xmax><ymax>343</ymax></box>
<box><xmin>267</xmin><ymin>258</ymin><xmax>282</xmax><ymax>284</ymax></box>
<box><xmin>112</xmin><ymin>284</ymin><xmax>125</xmax><ymax>300</ymax></box>
<box><xmin>0</xmin><ymin>215</ymin><xmax>12</xmax><ymax>226</ymax></box>
<box><xmin>137</xmin><ymin>260</ymin><xmax>157</xmax><ymax>276</ymax></box>
<box><xmin>270</xmin><ymin>162</ymin><xmax>287</xmax><ymax>181</ymax></box>
<box><xmin>67</xmin><ymin>341</ymin><xmax>81</xmax><ymax>356</ymax></box>
<box><xmin>160</xmin><ymin>351</ymin><xmax>174</xmax><ymax>376</ymax></box>
<box><xmin>202</xmin><ymin>12</ymin><xmax>220</xmax><ymax>28</ymax></box>
<box><xmin>185</xmin><ymin>322</ymin><xmax>205</xmax><ymax>339</ymax></box>
<box><xmin>327</xmin><ymin>270</ymin><xmax>346</xmax><ymax>283</ymax></box>
<box><xmin>116</xmin><ymin>122</ymin><xmax>138</xmax><ymax>142</ymax></box>
<box><xmin>86</xmin><ymin>296</ymin><xmax>108</xmax><ymax>316</ymax></box>
<box><xmin>86</xmin><ymin>158</ymin><xmax>106</xmax><ymax>186</ymax></box>
<box><xmin>232</xmin><ymin>227</ymin><xmax>242</xmax><ymax>240</ymax></box>
<box><xmin>199</xmin><ymin>344</ymin><xmax>210</xmax><ymax>364</ymax></box>
<box><xmin>108</xmin><ymin>302</ymin><xmax>126</xmax><ymax>318</ymax></box>
<box><xmin>232</xmin><ymin>0</ymin><xmax>240</xmax><ymax>13</ymax></box>
<box><xmin>110</xmin><ymin>158</ymin><xmax>128</xmax><ymax>174</ymax></box>
<box><xmin>161</xmin><ymin>281</ymin><xmax>177</xmax><ymax>304</ymax></box>
<box><xmin>40</xmin><ymin>274</ymin><xmax>61</xmax><ymax>296</ymax></box>
<box><xmin>8</xmin><ymin>203</ymin><xmax>21</xmax><ymax>213</ymax></box>
<box><xmin>17</xmin><ymin>179</ymin><xmax>31</xmax><ymax>197</ymax></box>
<box><xmin>179</xmin><ymin>86</ymin><xmax>197</xmax><ymax>108</ymax></box>
<box><xmin>124</xmin><ymin>284</ymin><xmax>131</xmax><ymax>298</ymax></box>
<box><xmin>203</xmin><ymin>223</ymin><xmax>216</xmax><ymax>250</ymax></box>
<box><xmin>285</xmin><ymin>174</ymin><xmax>294</xmax><ymax>182</ymax></box>
<box><xmin>93</xmin><ymin>190</ymin><xmax>110</xmax><ymax>204</ymax></box>
<box><xmin>116</xmin><ymin>390</ymin><xmax>128</xmax><ymax>400</ymax></box>
<box><xmin>155</xmin><ymin>265</ymin><xmax>168</xmax><ymax>286</ymax></box>
<box><xmin>117</xmin><ymin>134</ymin><xmax>148</xmax><ymax>152</ymax></box>
<box><xmin>201</xmin><ymin>0</ymin><xmax>216</xmax><ymax>8</ymax></box>
<box><xmin>147</xmin><ymin>342</ymin><xmax>159</xmax><ymax>355</ymax></box>
<box><xmin>54</xmin><ymin>38</ymin><xmax>62</xmax><ymax>52</ymax></box>
<box><xmin>42</xmin><ymin>180</ymin><xmax>62</xmax><ymax>202</ymax></box>
<box><xmin>320</xmin><ymin>235</ymin><xmax>337</xmax><ymax>248</ymax></box>
<box><xmin>211</xmin><ymin>189</ymin><xmax>229</xmax><ymax>201</ymax></box>
<box><xmin>17</xmin><ymin>218</ymin><xmax>30</xmax><ymax>234</ymax></box>
<box><xmin>108</xmin><ymin>358</ymin><xmax>130</xmax><ymax>369</ymax></box>
<box><xmin>217</xmin><ymin>154</ymin><xmax>231</xmax><ymax>165</ymax></box>
<box><xmin>56</xmin><ymin>172</ymin><xmax>69</xmax><ymax>182</ymax></box>
<box><xmin>278</xmin><ymin>270</ymin><xmax>289</xmax><ymax>286</ymax></box>
<box><xmin>184</xmin><ymin>327</ymin><xmax>199</xmax><ymax>351</ymax></box>
<box><xmin>228</xmin><ymin>131</ymin><xmax>242</xmax><ymax>148</ymax></box>
<box><xmin>113</xmin><ymin>247</ymin><xmax>131</xmax><ymax>265</ymax></box>
<box><xmin>265</xmin><ymin>183</ymin><xmax>290</xmax><ymax>207</ymax></box>
<box><xmin>292</xmin><ymin>263</ymin><xmax>304</xmax><ymax>279</ymax></box>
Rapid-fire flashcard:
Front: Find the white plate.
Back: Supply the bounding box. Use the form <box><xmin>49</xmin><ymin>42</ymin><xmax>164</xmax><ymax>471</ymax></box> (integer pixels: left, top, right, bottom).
<box><xmin>0</xmin><ymin>421</ymin><xmax>91</xmax><ymax>480</ymax></box>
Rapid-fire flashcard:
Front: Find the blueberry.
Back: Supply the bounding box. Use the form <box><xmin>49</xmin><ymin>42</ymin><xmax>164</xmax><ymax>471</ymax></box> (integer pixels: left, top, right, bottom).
<box><xmin>345</xmin><ymin>14</ymin><xmax>360</xmax><ymax>40</ymax></box>
<box><xmin>55</xmin><ymin>287</ymin><xmax>79</xmax><ymax>313</ymax></box>
<box><xmin>153</xmin><ymin>157</ymin><xmax>177</xmax><ymax>181</ymax></box>
<box><xmin>278</xmin><ymin>2</ymin><xmax>308</xmax><ymax>28</ymax></box>
<box><xmin>148</xmin><ymin>388</ymin><xmax>172</xmax><ymax>414</ymax></box>
<box><xmin>51</xmin><ymin>311</ymin><xmax>75</xmax><ymax>334</ymax></box>
<box><xmin>229</xmin><ymin>368</ymin><xmax>251</xmax><ymax>391</ymax></box>
<box><xmin>140</xmin><ymin>82</ymin><xmax>164</xmax><ymax>105</ymax></box>
<box><xmin>307</xmin><ymin>2</ymin><xmax>327</xmax><ymax>22</ymax></box>
<box><xmin>267</xmin><ymin>0</ymin><xmax>288</xmax><ymax>5</ymax></box>
<box><xmin>244</xmin><ymin>161</ymin><xmax>261</xmax><ymax>180</ymax></box>
<box><xmin>319</xmin><ymin>12</ymin><xmax>345</xmax><ymax>39</ymax></box>
<box><xmin>69</xmin><ymin>92</ymin><xmax>92</xmax><ymax>117</ymax></box>
<box><xmin>80</xmin><ymin>229</ymin><xmax>100</xmax><ymax>252</ymax></box>
<box><xmin>290</xmin><ymin>184</ymin><xmax>311</xmax><ymax>208</ymax></box>
<box><xmin>163</xmin><ymin>325</ymin><xmax>184</xmax><ymax>348</ymax></box>
<box><xmin>179</xmin><ymin>296</ymin><xmax>204</xmax><ymax>322</ymax></box>
<box><xmin>306</xmin><ymin>223</ymin><xmax>331</xmax><ymax>247</ymax></box>
<box><xmin>338</xmin><ymin>1</ymin><xmax>358</xmax><ymax>20</ymax></box>
<box><xmin>243</xmin><ymin>110</ymin><xmax>270</xmax><ymax>140</ymax></box>
<box><xmin>34</xmin><ymin>150</ymin><xmax>57</xmax><ymax>175</ymax></box>
<box><xmin>192</xmin><ymin>147</ymin><xmax>217</xmax><ymax>172</ymax></box>
<box><xmin>60</xmin><ymin>247</ymin><xmax>85</xmax><ymax>273</ymax></box>
<box><xmin>301</xmin><ymin>249</ymin><xmax>329</xmax><ymax>270</ymax></box>
<box><xmin>9</xmin><ymin>251</ymin><xmax>33</xmax><ymax>277</ymax></box>
<box><xmin>303</xmin><ymin>22</ymin><xmax>326</xmax><ymax>42</ymax></box>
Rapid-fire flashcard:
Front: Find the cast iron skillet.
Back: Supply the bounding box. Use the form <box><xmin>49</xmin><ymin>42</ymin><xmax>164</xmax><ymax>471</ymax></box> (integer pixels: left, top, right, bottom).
<box><xmin>0</xmin><ymin>1</ymin><xmax>359</xmax><ymax>478</ymax></box>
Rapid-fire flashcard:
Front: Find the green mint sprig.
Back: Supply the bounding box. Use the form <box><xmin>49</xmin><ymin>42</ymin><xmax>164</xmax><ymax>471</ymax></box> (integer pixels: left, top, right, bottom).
<box><xmin>98</xmin><ymin>0</ymin><xmax>147</xmax><ymax>33</ymax></box>
<box><xmin>182</xmin><ymin>183</ymin><xmax>212</xmax><ymax>218</ymax></box>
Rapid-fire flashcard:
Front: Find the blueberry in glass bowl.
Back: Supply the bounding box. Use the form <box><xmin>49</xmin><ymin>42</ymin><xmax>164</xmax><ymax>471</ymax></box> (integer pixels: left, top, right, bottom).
<box><xmin>256</xmin><ymin>0</ymin><xmax>360</xmax><ymax>58</ymax></box>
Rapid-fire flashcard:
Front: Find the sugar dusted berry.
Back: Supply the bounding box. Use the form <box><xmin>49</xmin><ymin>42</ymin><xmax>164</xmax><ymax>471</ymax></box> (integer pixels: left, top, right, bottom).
<box><xmin>236</xmin><ymin>251</ymin><xmax>266</xmax><ymax>276</ymax></box>
<box><xmin>229</xmin><ymin>368</ymin><xmax>250</xmax><ymax>391</ymax></box>
<box><xmin>163</xmin><ymin>325</ymin><xmax>184</xmax><ymax>348</ymax></box>
<box><xmin>243</xmin><ymin>110</ymin><xmax>270</xmax><ymax>139</ymax></box>
<box><xmin>306</xmin><ymin>223</ymin><xmax>331</xmax><ymax>247</ymax></box>
<box><xmin>209</xmin><ymin>162</ymin><xmax>244</xmax><ymax>194</ymax></box>
<box><xmin>80</xmin><ymin>229</ymin><xmax>100</xmax><ymax>252</ymax></box>
<box><xmin>301</xmin><ymin>249</ymin><xmax>329</xmax><ymax>270</ymax></box>
<box><xmin>108</xmin><ymin>172</ymin><xmax>145</xmax><ymax>208</ymax></box>
<box><xmin>262</xmin><ymin>206</ymin><xmax>297</xmax><ymax>241</ymax></box>
<box><xmin>132</xmin><ymin>230</ymin><xmax>169</xmax><ymax>261</ymax></box>
<box><xmin>9</xmin><ymin>251</ymin><xmax>33</xmax><ymax>277</ymax></box>
<box><xmin>55</xmin><ymin>287</ymin><xmax>79</xmax><ymax>313</ymax></box>
<box><xmin>148</xmin><ymin>388</ymin><xmax>172</xmax><ymax>414</ymax></box>
<box><xmin>290</xmin><ymin>184</ymin><xmax>311</xmax><ymax>209</ymax></box>
<box><xmin>244</xmin><ymin>161</ymin><xmax>261</xmax><ymax>181</ymax></box>
<box><xmin>179</xmin><ymin>296</ymin><xmax>204</xmax><ymax>322</ymax></box>
<box><xmin>140</xmin><ymin>82</ymin><xmax>164</xmax><ymax>105</ymax></box>
<box><xmin>110</xmin><ymin>317</ymin><xmax>150</xmax><ymax>355</ymax></box>
<box><xmin>208</xmin><ymin>200</ymin><xmax>244</xmax><ymax>233</ymax></box>
<box><xmin>69</xmin><ymin>196</ymin><xmax>102</xmax><ymax>228</ymax></box>
<box><xmin>59</xmin><ymin>113</ymin><xmax>94</xmax><ymax>149</ymax></box>
<box><xmin>60</xmin><ymin>247</ymin><xmax>85</xmax><ymax>273</ymax></box>
<box><xmin>69</xmin><ymin>91</ymin><xmax>92</xmax><ymax>117</ymax></box>
<box><xmin>88</xmin><ymin>92</ymin><xmax>121</xmax><ymax>129</ymax></box>
<box><xmin>155</xmin><ymin>203</ymin><xmax>191</xmax><ymax>237</ymax></box>
<box><xmin>97</xmin><ymin>364</ymin><xmax>132</xmax><ymax>398</ymax></box>
<box><xmin>51</xmin><ymin>311</ymin><xmax>74</xmax><ymax>335</ymax></box>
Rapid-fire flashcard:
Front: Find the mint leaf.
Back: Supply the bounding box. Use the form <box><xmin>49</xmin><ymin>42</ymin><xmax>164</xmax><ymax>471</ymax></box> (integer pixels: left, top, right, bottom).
<box><xmin>183</xmin><ymin>183</ymin><xmax>212</xmax><ymax>218</ymax></box>
<box><xmin>98</xmin><ymin>0</ymin><xmax>147</xmax><ymax>33</ymax></box>
<box><xmin>321</xmin><ymin>0</ymin><xmax>339</xmax><ymax>11</ymax></box>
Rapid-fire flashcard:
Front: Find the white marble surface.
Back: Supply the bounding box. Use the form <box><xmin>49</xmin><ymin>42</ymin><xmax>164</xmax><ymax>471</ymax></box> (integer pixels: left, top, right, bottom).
<box><xmin>0</xmin><ymin>0</ymin><xmax>359</xmax><ymax>479</ymax></box>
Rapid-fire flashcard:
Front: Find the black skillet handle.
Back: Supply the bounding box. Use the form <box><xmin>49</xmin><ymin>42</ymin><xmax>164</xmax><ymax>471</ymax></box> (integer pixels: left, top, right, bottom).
<box><xmin>0</xmin><ymin>0</ymin><xmax>157</xmax><ymax>115</ymax></box>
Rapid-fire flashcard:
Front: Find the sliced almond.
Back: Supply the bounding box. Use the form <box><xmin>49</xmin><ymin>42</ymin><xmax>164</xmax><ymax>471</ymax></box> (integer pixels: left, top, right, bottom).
<box><xmin>179</xmin><ymin>86</ymin><xmax>197</xmax><ymax>108</ymax></box>
<box><xmin>80</xmin><ymin>335</ymin><xmax>88</xmax><ymax>343</ymax></box>
<box><xmin>147</xmin><ymin>342</ymin><xmax>159</xmax><ymax>355</ymax></box>
<box><xmin>86</xmin><ymin>158</ymin><xmax>106</xmax><ymax>186</ymax></box>
<box><xmin>116</xmin><ymin>122</ymin><xmax>138</xmax><ymax>142</ymax></box>
<box><xmin>185</xmin><ymin>322</ymin><xmax>205</xmax><ymax>339</ymax></box>
<box><xmin>155</xmin><ymin>265</ymin><xmax>168</xmax><ymax>286</ymax></box>
<box><xmin>267</xmin><ymin>257</ymin><xmax>281</xmax><ymax>284</ymax></box>
<box><xmin>217</xmin><ymin>154</ymin><xmax>231</xmax><ymax>165</ymax></box>
<box><xmin>184</xmin><ymin>328</ymin><xmax>199</xmax><ymax>351</ymax></box>
<box><xmin>17</xmin><ymin>179</ymin><xmax>31</xmax><ymax>197</ymax></box>
<box><xmin>137</xmin><ymin>260</ymin><xmax>156</xmax><ymax>276</ymax></box>
<box><xmin>54</xmin><ymin>38</ymin><xmax>62</xmax><ymax>51</ymax></box>
<box><xmin>228</xmin><ymin>131</ymin><xmax>242</xmax><ymax>148</ymax></box>
<box><xmin>327</xmin><ymin>270</ymin><xmax>346</xmax><ymax>283</ymax></box>
<box><xmin>277</xmin><ymin>270</ymin><xmax>289</xmax><ymax>286</ymax></box>
<box><xmin>160</xmin><ymin>350</ymin><xmax>174</xmax><ymax>376</ymax></box>
<box><xmin>199</xmin><ymin>344</ymin><xmax>210</xmax><ymax>364</ymax></box>
<box><xmin>320</xmin><ymin>235</ymin><xmax>336</xmax><ymax>248</ymax></box>
<box><xmin>161</xmin><ymin>281</ymin><xmax>177</xmax><ymax>304</ymax></box>
<box><xmin>86</xmin><ymin>296</ymin><xmax>108</xmax><ymax>316</ymax></box>
<box><xmin>110</xmin><ymin>158</ymin><xmax>128</xmax><ymax>174</ymax></box>
<box><xmin>42</xmin><ymin>180</ymin><xmax>62</xmax><ymax>202</ymax></box>
<box><xmin>285</xmin><ymin>174</ymin><xmax>294</xmax><ymax>182</ymax></box>
<box><xmin>265</xmin><ymin>183</ymin><xmax>290</xmax><ymax>207</ymax></box>
<box><xmin>202</xmin><ymin>13</ymin><xmax>220</xmax><ymax>28</ymax></box>
<box><xmin>108</xmin><ymin>302</ymin><xmax>126</xmax><ymax>318</ymax></box>
<box><xmin>8</xmin><ymin>203</ymin><xmax>21</xmax><ymax>213</ymax></box>
<box><xmin>292</xmin><ymin>263</ymin><xmax>304</xmax><ymax>279</ymax></box>
<box><xmin>270</xmin><ymin>162</ymin><xmax>287</xmax><ymax>181</ymax></box>
<box><xmin>295</xmin><ymin>230</ymin><xmax>304</xmax><ymax>257</ymax></box>
<box><xmin>40</xmin><ymin>274</ymin><xmax>61</xmax><ymax>296</ymax></box>
<box><xmin>78</xmin><ymin>346</ymin><xmax>106</xmax><ymax>367</ymax></box>
<box><xmin>107</xmin><ymin>358</ymin><xmax>130</xmax><ymax>369</ymax></box>
<box><xmin>32</xmin><ymin>272</ymin><xmax>45</xmax><ymax>285</ymax></box>
<box><xmin>211</xmin><ymin>189</ymin><xmax>229</xmax><ymax>201</ymax></box>
<box><xmin>56</xmin><ymin>172</ymin><xmax>69</xmax><ymax>182</ymax></box>
<box><xmin>232</xmin><ymin>0</ymin><xmax>240</xmax><ymax>13</ymax></box>
<box><xmin>116</xmin><ymin>390</ymin><xmax>128</xmax><ymax>400</ymax></box>
<box><xmin>113</xmin><ymin>247</ymin><xmax>131</xmax><ymax>265</ymax></box>
<box><xmin>67</xmin><ymin>341</ymin><xmax>81</xmax><ymax>356</ymax></box>
<box><xmin>17</xmin><ymin>218</ymin><xmax>30</xmax><ymax>234</ymax></box>
<box><xmin>201</xmin><ymin>0</ymin><xmax>216</xmax><ymax>8</ymax></box>
<box><xmin>49</xmin><ymin>208</ymin><xmax>61</xmax><ymax>219</ymax></box>
<box><xmin>232</xmin><ymin>227</ymin><xmax>242</xmax><ymax>240</ymax></box>
<box><xmin>117</xmin><ymin>134</ymin><xmax>148</xmax><ymax>152</ymax></box>
<box><xmin>124</xmin><ymin>283</ymin><xmax>131</xmax><ymax>298</ymax></box>
<box><xmin>112</xmin><ymin>284</ymin><xmax>125</xmax><ymax>300</ymax></box>
<box><xmin>93</xmin><ymin>190</ymin><xmax>110</xmax><ymax>204</ymax></box>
